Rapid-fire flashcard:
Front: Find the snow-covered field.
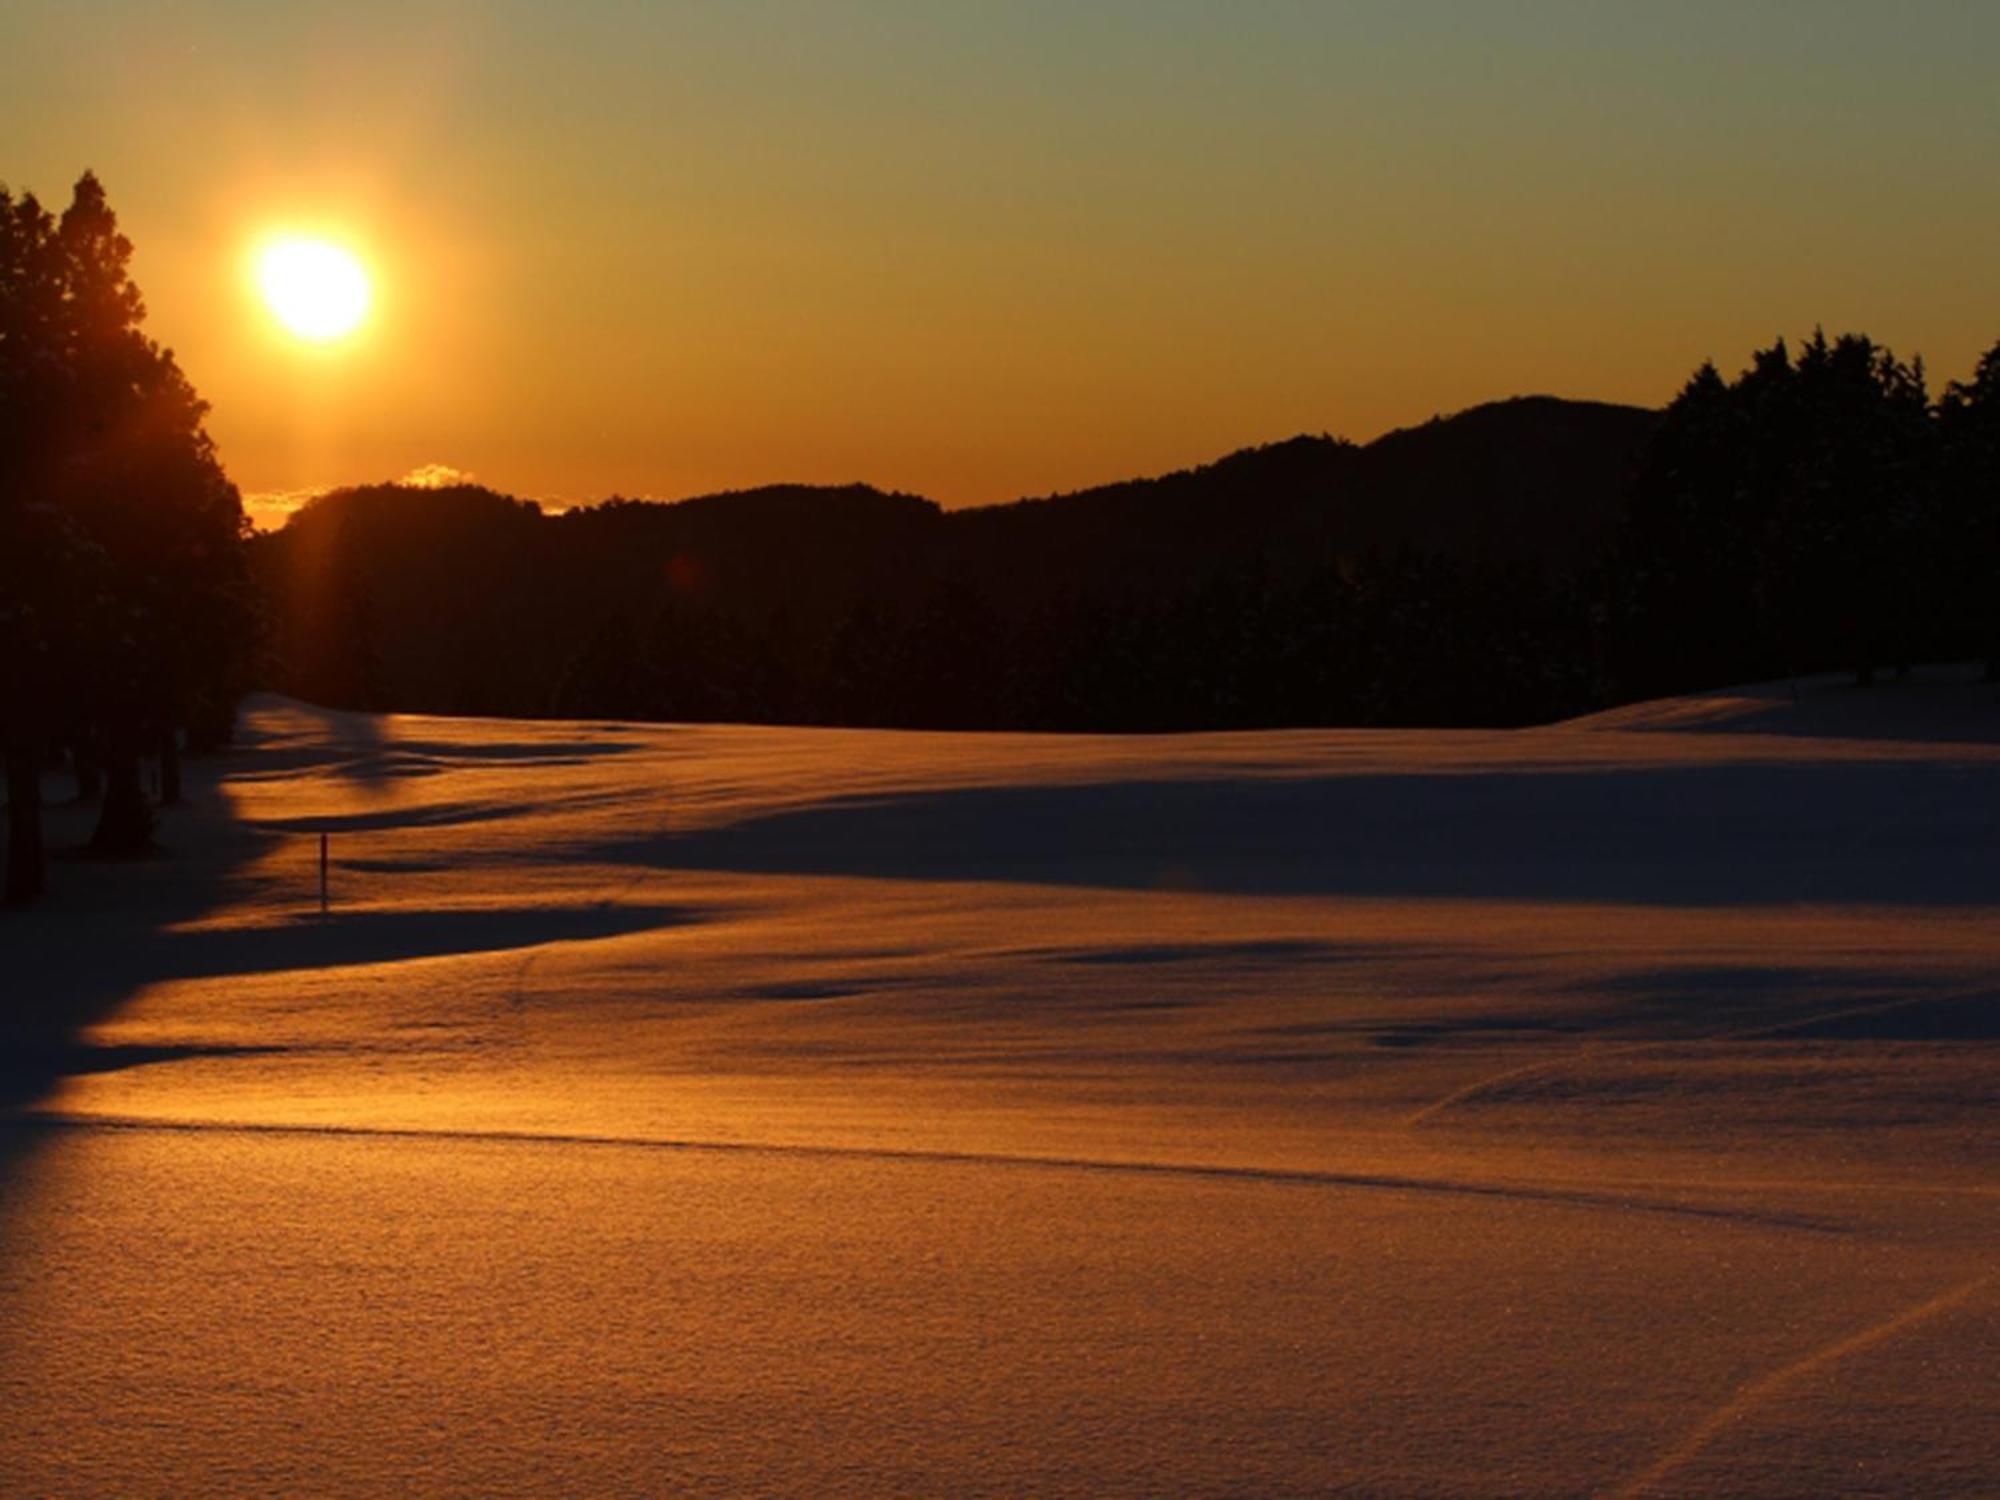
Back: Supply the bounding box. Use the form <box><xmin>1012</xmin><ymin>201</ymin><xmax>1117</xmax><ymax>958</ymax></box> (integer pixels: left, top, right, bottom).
<box><xmin>3</xmin><ymin>673</ymin><xmax>1996</xmax><ymax>1496</ymax></box>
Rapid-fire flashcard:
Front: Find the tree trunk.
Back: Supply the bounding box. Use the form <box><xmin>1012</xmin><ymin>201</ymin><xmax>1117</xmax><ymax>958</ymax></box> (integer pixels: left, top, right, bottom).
<box><xmin>159</xmin><ymin>729</ymin><xmax>183</xmax><ymax>806</ymax></box>
<box><xmin>4</xmin><ymin>749</ymin><xmax>44</xmax><ymax>907</ymax></box>
<box><xmin>71</xmin><ymin>744</ymin><xmax>103</xmax><ymax>803</ymax></box>
<box><xmin>90</xmin><ymin>745</ymin><xmax>153</xmax><ymax>854</ymax></box>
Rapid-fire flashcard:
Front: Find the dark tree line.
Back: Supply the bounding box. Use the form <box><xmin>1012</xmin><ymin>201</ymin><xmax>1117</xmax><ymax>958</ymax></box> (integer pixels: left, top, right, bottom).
<box><xmin>1</xmin><ymin>174</ymin><xmax>254</xmax><ymax>906</ymax></box>
<box><xmin>1612</xmin><ymin>331</ymin><xmax>2000</xmax><ymax>698</ymax></box>
<box><xmin>534</xmin><ymin>549</ymin><xmax>1595</xmax><ymax>733</ymax></box>
<box><xmin>256</xmin><ymin>399</ymin><xmax>1650</xmax><ymax>737</ymax></box>
<box><xmin>253</xmin><ymin>413</ymin><xmax>1618</xmax><ymax>731</ymax></box>
<box><xmin>251</xmin><ymin>340</ymin><xmax>1999</xmax><ymax>744</ymax></box>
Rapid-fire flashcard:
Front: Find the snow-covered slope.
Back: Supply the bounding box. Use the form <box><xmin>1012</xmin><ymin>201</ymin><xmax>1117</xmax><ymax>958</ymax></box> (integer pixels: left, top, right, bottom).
<box><xmin>2</xmin><ymin>681</ymin><xmax>1995</xmax><ymax>1496</ymax></box>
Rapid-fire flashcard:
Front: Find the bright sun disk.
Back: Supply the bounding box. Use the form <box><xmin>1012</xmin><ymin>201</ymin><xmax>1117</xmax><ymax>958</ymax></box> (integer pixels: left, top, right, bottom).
<box><xmin>255</xmin><ymin>236</ymin><xmax>371</xmax><ymax>341</ymax></box>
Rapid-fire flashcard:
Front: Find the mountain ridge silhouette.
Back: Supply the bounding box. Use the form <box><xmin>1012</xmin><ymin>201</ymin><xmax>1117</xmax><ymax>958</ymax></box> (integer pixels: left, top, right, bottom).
<box><xmin>280</xmin><ymin>395</ymin><xmax>1655</xmax><ymax>565</ymax></box>
<box><xmin>252</xmin><ymin>395</ymin><xmax>1659</xmax><ymax>729</ymax></box>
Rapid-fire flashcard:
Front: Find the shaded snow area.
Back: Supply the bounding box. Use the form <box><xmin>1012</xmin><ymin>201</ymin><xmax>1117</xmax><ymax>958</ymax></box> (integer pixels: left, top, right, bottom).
<box><xmin>3</xmin><ymin>672</ymin><xmax>1997</xmax><ymax>1496</ymax></box>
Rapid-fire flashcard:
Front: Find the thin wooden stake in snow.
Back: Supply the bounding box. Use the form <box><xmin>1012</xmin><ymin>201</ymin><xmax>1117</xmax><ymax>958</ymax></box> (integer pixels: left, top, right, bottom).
<box><xmin>319</xmin><ymin>832</ymin><xmax>329</xmax><ymax>915</ymax></box>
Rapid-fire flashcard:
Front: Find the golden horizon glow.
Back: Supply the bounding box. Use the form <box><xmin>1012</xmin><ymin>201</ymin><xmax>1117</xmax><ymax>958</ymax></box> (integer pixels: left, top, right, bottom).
<box><xmin>253</xmin><ymin>235</ymin><xmax>371</xmax><ymax>343</ymax></box>
<box><xmin>15</xmin><ymin>6</ymin><xmax>1997</xmax><ymax>507</ymax></box>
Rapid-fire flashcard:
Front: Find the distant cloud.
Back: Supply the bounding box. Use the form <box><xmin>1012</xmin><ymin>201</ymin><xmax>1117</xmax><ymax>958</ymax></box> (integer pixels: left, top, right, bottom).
<box><xmin>241</xmin><ymin>486</ymin><xmax>324</xmax><ymax>532</ymax></box>
<box><xmin>242</xmin><ymin>465</ymin><xmax>512</xmax><ymax>532</ymax></box>
<box><xmin>398</xmin><ymin>462</ymin><xmax>478</xmax><ymax>490</ymax></box>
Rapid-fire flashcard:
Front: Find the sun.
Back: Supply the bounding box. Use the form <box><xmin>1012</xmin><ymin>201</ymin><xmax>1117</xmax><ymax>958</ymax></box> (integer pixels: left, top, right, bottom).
<box><xmin>254</xmin><ymin>235</ymin><xmax>372</xmax><ymax>341</ymax></box>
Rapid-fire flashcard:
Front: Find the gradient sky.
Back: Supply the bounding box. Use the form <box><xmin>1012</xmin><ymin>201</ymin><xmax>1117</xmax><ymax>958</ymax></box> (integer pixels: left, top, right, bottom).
<box><xmin>9</xmin><ymin>2</ymin><xmax>2000</xmax><ymax>523</ymax></box>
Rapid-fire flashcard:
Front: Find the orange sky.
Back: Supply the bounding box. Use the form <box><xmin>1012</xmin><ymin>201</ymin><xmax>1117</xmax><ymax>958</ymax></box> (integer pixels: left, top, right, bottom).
<box><xmin>9</xmin><ymin>3</ymin><xmax>1999</xmax><ymax>526</ymax></box>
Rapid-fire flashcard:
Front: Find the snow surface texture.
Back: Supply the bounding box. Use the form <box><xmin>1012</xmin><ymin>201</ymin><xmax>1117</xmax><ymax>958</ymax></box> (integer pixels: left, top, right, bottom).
<box><xmin>2</xmin><ymin>668</ymin><xmax>1996</xmax><ymax>1496</ymax></box>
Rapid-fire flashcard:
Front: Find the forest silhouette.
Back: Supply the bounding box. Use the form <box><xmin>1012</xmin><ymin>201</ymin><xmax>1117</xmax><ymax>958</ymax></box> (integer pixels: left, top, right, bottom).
<box><xmin>258</xmin><ymin>335</ymin><xmax>2000</xmax><ymax>740</ymax></box>
<box><xmin>6</xmin><ymin>172</ymin><xmax>2000</xmax><ymax>910</ymax></box>
<box><xmin>1</xmin><ymin>174</ymin><xmax>253</xmax><ymax>907</ymax></box>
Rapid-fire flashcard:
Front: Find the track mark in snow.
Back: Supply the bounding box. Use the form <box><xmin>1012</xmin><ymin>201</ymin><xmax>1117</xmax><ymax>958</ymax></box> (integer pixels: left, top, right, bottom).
<box><xmin>1404</xmin><ymin>1045</ymin><xmax>1628</xmax><ymax>1128</ymax></box>
<box><xmin>10</xmin><ymin>1113</ymin><xmax>1838</xmax><ymax>1232</ymax></box>
<box><xmin>1406</xmin><ymin>986</ymin><xmax>1994</xmax><ymax>1128</ymax></box>
<box><xmin>1606</xmin><ymin>1271</ymin><xmax>1997</xmax><ymax>1498</ymax></box>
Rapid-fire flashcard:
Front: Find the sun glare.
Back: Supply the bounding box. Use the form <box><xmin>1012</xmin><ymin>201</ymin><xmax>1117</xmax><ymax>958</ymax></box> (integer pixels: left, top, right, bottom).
<box><xmin>254</xmin><ymin>236</ymin><xmax>371</xmax><ymax>341</ymax></box>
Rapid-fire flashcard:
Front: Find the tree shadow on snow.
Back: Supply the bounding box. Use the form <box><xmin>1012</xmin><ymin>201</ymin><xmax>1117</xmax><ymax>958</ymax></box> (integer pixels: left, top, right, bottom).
<box><xmin>576</xmin><ymin>758</ymin><xmax>2000</xmax><ymax>906</ymax></box>
<box><xmin>0</xmin><ymin>710</ymin><xmax>686</xmax><ymax>1166</ymax></box>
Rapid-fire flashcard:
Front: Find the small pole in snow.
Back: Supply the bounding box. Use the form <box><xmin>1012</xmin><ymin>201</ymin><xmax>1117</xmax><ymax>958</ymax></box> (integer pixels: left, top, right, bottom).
<box><xmin>319</xmin><ymin>831</ymin><xmax>329</xmax><ymax>916</ymax></box>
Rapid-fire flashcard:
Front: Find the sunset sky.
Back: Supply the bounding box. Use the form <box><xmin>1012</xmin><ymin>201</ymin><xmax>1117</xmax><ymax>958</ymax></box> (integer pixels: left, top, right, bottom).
<box><xmin>10</xmin><ymin>2</ymin><xmax>2000</xmax><ymax>523</ymax></box>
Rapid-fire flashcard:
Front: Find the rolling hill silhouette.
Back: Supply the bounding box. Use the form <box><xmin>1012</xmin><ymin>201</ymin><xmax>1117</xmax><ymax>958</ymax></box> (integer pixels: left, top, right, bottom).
<box><xmin>254</xmin><ymin>397</ymin><xmax>1657</xmax><ymax>729</ymax></box>
<box><xmin>947</xmin><ymin>396</ymin><xmax>1654</xmax><ymax>605</ymax></box>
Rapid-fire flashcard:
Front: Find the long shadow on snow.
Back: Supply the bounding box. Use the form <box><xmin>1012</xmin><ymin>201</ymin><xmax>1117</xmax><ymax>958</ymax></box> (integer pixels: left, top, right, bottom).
<box><xmin>578</xmin><ymin>758</ymin><xmax>2000</xmax><ymax>906</ymax></box>
<box><xmin>0</xmin><ymin>718</ymin><xmax>683</xmax><ymax>1119</ymax></box>
<box><xmin>147</xmin><ymin>903</ymin><xmax>697</xmax><ymax>984</ymax></box>
<box><xmin>0</xmin><ymin>780</ymin><xmax>274</xmax><ymax>1118</ymax></box>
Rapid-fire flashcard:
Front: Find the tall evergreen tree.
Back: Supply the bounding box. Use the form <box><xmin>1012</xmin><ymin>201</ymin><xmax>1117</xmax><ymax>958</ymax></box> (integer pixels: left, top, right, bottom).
<box><xmin>1616</xmin><ymin>359</ymin><xmax>1757</xmax><ymax>696</ymax></box>
<box><xmin>1938</xmin><ymin>340</ymin><xmax>2000</xmax><ymax>678</ymax></box>
<box><xmin>0</xmin><ymin>173</ymin><xmax>251</xmax><ymax>898</ymax></box>
<box><xmin>1615</xmin><ymin>332</ymin><xmax>1939</xmax><ymax>696</ymax></box>
<box><xmin>1779</xmin><ymin>331</ymin><xmax>1933</xmax><ymax>683</ymax></box>
<box><xmin>1</xmin><ymin>184</ymin><xmax>74</xmax><ymax>903</ymax></box>
<box><xmin>53</xmin><ymin>175</ymin><xmax>251</xmax><ymax>853</ymax></box>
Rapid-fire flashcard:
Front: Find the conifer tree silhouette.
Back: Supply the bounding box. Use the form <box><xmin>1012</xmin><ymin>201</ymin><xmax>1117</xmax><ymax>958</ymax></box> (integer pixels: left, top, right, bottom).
<box><xmin>1938</xmin><ymin>340</ymin><xmax>2000</xmax><ymax>679</ymax></box>
<box><xmin>1</xmin><ymin>173</ymin><xmax>251</xmax><ymax>899</ymax></box>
